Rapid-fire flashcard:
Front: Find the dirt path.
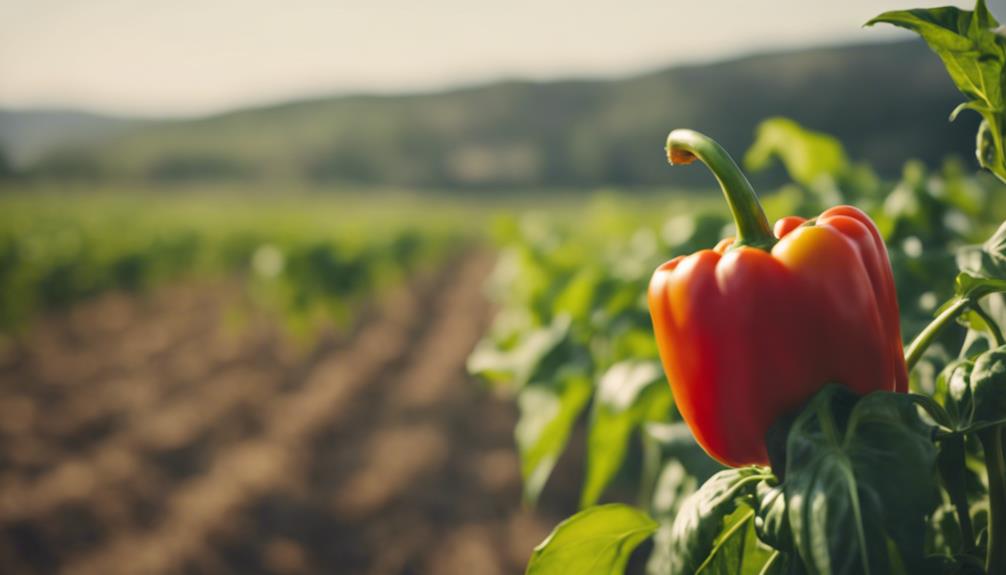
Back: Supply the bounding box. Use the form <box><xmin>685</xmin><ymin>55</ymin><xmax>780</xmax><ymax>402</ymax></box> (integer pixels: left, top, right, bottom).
<box><xmin>0</xmin><ymin>253</ymin><xmax>574</xmax><ymax>575</ymax></box>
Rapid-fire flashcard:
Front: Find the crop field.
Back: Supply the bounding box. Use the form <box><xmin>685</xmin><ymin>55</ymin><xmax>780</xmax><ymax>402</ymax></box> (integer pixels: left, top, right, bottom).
<box><xmin>0</xmin><ymin>190</ymin><xmax>690</xmax><ymax>574</ymax></box>
<box><xmin>0</xmin><ymin>249</ymin><xmax>559</xmax><ymax>574</ymax></box>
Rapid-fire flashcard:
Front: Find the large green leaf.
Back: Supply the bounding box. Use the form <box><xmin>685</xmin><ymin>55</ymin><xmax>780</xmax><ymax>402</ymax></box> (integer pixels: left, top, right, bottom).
<box><xmin>581</xmin><ymin>360</ymin><xmax>669</xmax><ymax>507</ymax></box>
<box><xmin>782</xmin><ymin>386</ymin><xmax>939</xmax><ymax>574</ymax></box>
<box><xmin>868</xmin><ymin>0</ymin><xmax>1006</xmax><ymax>183</ymax></box>
<box><xmin>516</xmin><ymin>369</ymin><xmax>593</xmax><ymax>504</ymax></box>
<box><xmin>667</xmin><ymin>467</ymin><xmax>776</xmax><ymax>574</ymax></box>
<box><xmin>525</xmin><ymin>504</ymin><xmax>658</xmax><ymax>575</ymax></box>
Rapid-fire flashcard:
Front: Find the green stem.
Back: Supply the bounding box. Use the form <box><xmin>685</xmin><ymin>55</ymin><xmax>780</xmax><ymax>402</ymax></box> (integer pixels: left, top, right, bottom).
<box><xmin>666</xmin><ymin>129</ymin><xmax>776</xmax><ymax>250</ymax></box>
<box><xmin>979</xmin><ymin>426</ymin><xmax>1006</xmax><ymax>574</ymax></box>
<box><xmin>973</xmin><ymin>302</ymin><xmax>1006</xmax><ymax>347</ymax></box>
<box><xmin>905</xmin><ymin>298</ymin><xmax>970</xmax><ymax>370</ymax></box>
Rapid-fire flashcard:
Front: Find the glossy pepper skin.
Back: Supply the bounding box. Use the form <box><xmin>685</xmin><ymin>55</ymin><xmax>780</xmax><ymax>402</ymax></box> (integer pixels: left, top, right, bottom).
<box><xmin>649</xmin><ymin>130</ymin><xmax>908</xmax><ymax>467</ymax></box>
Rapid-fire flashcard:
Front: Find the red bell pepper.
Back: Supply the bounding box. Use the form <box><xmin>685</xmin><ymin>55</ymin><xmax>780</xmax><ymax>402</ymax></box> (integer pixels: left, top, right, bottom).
<box><xmin>648</xmin><ymin>130</ymin><xmax>908</xmax><ymax>467</ymax></box>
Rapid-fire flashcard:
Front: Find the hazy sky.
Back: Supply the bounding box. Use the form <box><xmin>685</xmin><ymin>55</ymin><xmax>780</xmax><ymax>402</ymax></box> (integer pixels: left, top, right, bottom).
<box><xmin>0</xmin><ymin>0</ymin><xmax>995</xmax><ymax>117</ymax></box>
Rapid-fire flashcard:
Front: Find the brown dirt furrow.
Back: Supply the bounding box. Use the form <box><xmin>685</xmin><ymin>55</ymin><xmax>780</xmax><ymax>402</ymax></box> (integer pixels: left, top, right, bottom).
<box><xmin>0</xmin><ymin>265</ymin><xmax>432</xmax><ymax>573</ymax></box>
<box><xmin>57</xmin><ymin>258</ymin><xmax>456</xmax><ymax>575</ymax></box>
<box><xmin>0</xmin><ymin>284</ymin><xmax>259</xmax><ymax>466</ymax></box>
<box><xmin>195</xmin><ymin>250</ymin><xmax>566</xmax><ymax>575</ymax></box>
<box><xmin>0</xmin><ymin>252</ymin><xmax>581</xmax><ymax>575</ymax></box>
<box><xmin>0</xmin><ymin>362</ymin><xmax>283</xmax><ymax>522</ymax></box>
<box><xmin>15</xmin><ymin>283</ymin><xmax>225</xmax><ymax>389</ymax></box>
<box><xmin>0</xmin><ymin>310</ymin><xmax>298</xmax><ymax>517</ymax></box>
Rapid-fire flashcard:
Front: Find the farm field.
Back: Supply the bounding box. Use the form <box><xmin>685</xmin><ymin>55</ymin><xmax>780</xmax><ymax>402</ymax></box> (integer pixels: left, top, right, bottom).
<box><xmin>0</xmin><ymin>246</ymin><xmax>569</xmax><ymax>574</ymax></box>
<box><xmin>0</xmin><ymin>189</ymin><xmax>695</xmax><ymax>574</ymax></box>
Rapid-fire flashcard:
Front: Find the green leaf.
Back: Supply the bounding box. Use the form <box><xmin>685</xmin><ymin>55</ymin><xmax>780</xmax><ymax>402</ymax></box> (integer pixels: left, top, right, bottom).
<box><xmin>554</xmin><ymin>267</ymin><xmax>602</xmax><ymax>320</ymax></box>
<box><xmin>668</xmin><ymin>467</ymin><xmax>775</xmax><ymax>574</ymax></box>
<box><xmin>782</xmin><ymin>386</ymin><xmax>940</xmax><ymax>574</ymax></box>
<box><xmin>468</xmin><ymin>314</ymin><xmax>570</xmax><ymax>389</ymax></box>
<box><xmin>867</xmin><ymin>0</ymin><xmax>1006</xmax><ymax>183</ymax></box>
<box><xmin>744</xmin><ymin>117</ymin><xmax>849</xmax><ymax>187</ymax></box>
<box><xmin>867</xmin><ymin>1</ymin><xmax>1002</xmax><ymax>107</ymax></box>
<box><xmin>608</xmin><ymin>326</ymin><xmax>661</xmax><ymax>364</ymax></box>
<box><xmin>525</xmin><ymin>504</ymin><xmax>658</xmax><ymax>575</ymax></box>
<box><xmin>516</xmin><ymin>369</ymin><xmax>593</xmax><ymax>504</ymax></box>
<box><xmin>582</xmin><ymin>360</ymin><xmax>669</xmax><ymax>507</ymax></box>
<box><xmin>953</xmin><ymin>272</ymin><xmax>1006</xmax><ymax>302</ymax></box>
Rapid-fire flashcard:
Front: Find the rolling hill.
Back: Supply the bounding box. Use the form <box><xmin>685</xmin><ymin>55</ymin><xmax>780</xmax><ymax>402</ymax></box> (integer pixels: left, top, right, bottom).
<box><xmin>4</xmin><ymin>40</ymin><xmax>981</xmax><ymax>189</ymax></box>
<box><xmin>0</xmin><ymin>109</ymin><xmax>149</xmax><ymax>170</ymax></box>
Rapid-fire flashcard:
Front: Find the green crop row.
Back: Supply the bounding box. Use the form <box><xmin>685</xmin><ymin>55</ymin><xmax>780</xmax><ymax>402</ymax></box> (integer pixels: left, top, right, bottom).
<box><xmin>0</xmin><ymin>191</ymin><xmax>473</xmax><ymax>334</ymax></box>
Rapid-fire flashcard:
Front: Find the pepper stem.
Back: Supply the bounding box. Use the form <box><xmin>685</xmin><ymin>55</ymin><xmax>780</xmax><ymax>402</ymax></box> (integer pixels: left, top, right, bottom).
<box><xmin>666</xmin><ymin>129</ymin><xmax>775</xmax><ymax>250</ymax></box>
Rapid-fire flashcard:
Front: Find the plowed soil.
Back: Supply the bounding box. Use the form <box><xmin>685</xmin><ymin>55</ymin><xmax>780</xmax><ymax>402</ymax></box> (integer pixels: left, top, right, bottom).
<box><xmin>0</xmin><ymin>253</ymin><xmax>577</xmax><ymax>575</ymax></box>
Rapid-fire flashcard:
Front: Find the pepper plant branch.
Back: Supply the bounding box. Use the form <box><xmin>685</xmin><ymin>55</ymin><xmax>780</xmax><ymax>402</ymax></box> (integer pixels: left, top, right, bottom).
<box><xmin>972</xmin><ymin>302</ymin><xmax>1006</xmax><ymax>347</ymax></box>
<box><xmin>904</xmin><ymin>298</ymin><xmax>971</xmax><ymax>370</ymax></box>
<box><xmin>907</xmin><ymin>281</ymin><xmax>1006</xmax><ymax>371</ymax></box>
<box><xmin>665</xmin><ymin>129</ymin><xmax>776</xmax><ymax>250</ymax></box>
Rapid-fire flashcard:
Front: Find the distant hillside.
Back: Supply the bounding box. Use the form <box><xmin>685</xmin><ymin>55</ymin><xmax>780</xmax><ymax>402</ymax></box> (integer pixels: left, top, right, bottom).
<box><xmin>0</xmin><ymin>109</ymin><xmax>150</xmax><ymax>169</ymax></box>
<box><xmin>11</xmin><ymin>40</ymin><xmax>981</xmax><ymax>189</ymax></box>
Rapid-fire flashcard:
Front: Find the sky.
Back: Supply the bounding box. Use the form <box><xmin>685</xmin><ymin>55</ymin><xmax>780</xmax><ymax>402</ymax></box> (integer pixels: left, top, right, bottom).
<box><xmin>0</xmin><ymin>0</ymin><xmax>997</xmax><ymax>117</ymax></box>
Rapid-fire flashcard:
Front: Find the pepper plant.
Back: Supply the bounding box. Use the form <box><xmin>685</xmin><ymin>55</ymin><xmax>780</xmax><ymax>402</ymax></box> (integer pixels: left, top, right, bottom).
<box><xmin>471</xmin><ymin>1</ymin><xmax>1006</xmax><ymax>573</ymax></box>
